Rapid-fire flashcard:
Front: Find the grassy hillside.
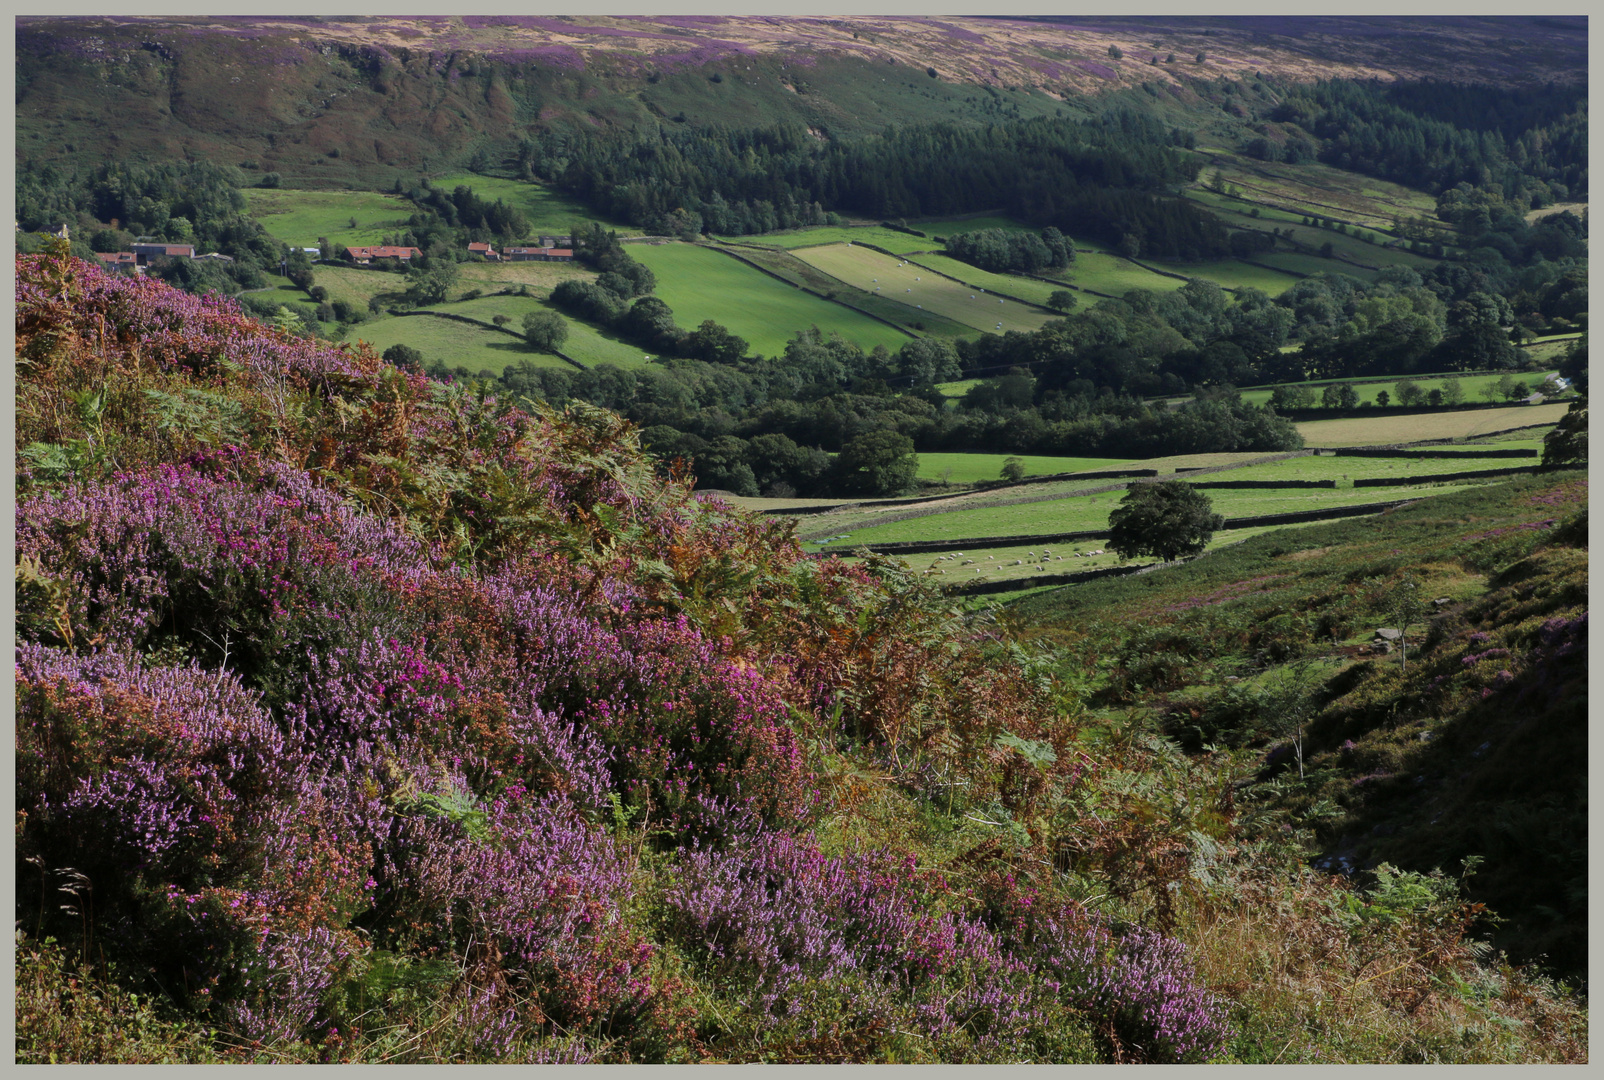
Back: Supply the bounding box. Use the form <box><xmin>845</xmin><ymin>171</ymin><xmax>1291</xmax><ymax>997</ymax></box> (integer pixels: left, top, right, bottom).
<box><xmin>16</xmin><ymin>17</ymin><xmax>1584</xmax><ymax>186</ymax></box>
<box><xmin>1007</xmin><ymin>472</ymin><xmax>1588</xmax><ymax>980</ymax></box>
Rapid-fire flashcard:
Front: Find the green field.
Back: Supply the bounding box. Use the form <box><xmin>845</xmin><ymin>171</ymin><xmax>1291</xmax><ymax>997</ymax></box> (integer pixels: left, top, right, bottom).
<box><xmin>426</xmin><ymin>173</ymin><xmax>633</xmax><ymax>236</ymax></box>
<box><xmin>1139</xmin><ymin>256</ymin><xmax>1302</xmax><ymax>296</ymax></box>
<box><xmin>707</xmin><ymin>243</ymin><xmax>974</xmax><ymax>340</ymax></box>
<box><xmin>242</xmin><ymin>188</ymin><xmax>415</xmax><ymax>248</ymax></box>
<box><xmin>416</xmin><ymin>294</ymin><xmax>652</xmax><ymax>370</ymax></box>
<box><xmin>1053</xmin><ymin>249</ymin><xmax>1186</xmax><ymax>298</ymax></box>
<box><xmin>627</xmin><ymin>243</ymin><xmax>912</xmax><ymax>357</ymax></box>
<box><xmin>808</xmin><ymin>481</ymin><xmax>1486</xmax><ymax>549</ymax></box>
<box><xmin>555</xmin><ymin>319</ymin><xmax>656</xmax><ymax>369</ymax></box>
<box><xmin>734</xmin><ymin>225</ymin><xmax>941</xmax><ymax>254</ymax></box>
<box><xmin>793</xmin><ymin>244</ymin><xmax>1055</xmax><ymax>334</ymax></box>
<box><xmin>934</xmin><ymin>378</ymin><xmax>982</xmax><ymax>398</ymax></box>
<box><xmin>306</xmin><ymin>265</ymin><xmax>402</xmax><ymax>309</ymax></box>
<box><xmin>902</xmin><ymin>253</ymin><xmax>1068</xmax><ymax>308</ymax></box>
<box><xmin>347</xmin><ymin>314</ymin><xmax>570</xmax><ymax>375</ymax></box>
<box><xmin>915</xmin><ymin>452</ymin><xmax>1133</xmax><ymax>483</ymax></box>
<box><xmin>1296</xmin><ymin>404</ymin><xmax>1570</xmax><ymax>447</ymax></box>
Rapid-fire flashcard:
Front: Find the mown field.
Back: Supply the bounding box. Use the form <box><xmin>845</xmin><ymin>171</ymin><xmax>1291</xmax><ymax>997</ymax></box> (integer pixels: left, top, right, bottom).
<box><xmin>1295</xmin><ymin>404</ymin><xmax>1569</xmax><ymax>447</ymax></box>
<box><xmin>915</xmin><ymin>451</ymin><xmax>1133</xmax><ymax>483</ymax></box>
<box><xmin>241</xmin><ymin>187</ymin><xmax>414</xmax><ymax>248</ymax></box>
<box><xmin>903</xmin><ymin>253</ymin><xmax>1070</xmax><ymax>308</ymax></box>
<box><xmin>792</xmin><ymin>243</ymin><xmax>1056</xmax><ymax>333</ymax></box>
<box><xmin>628</xmin><ymin>242</ymin><xmax>912</xmax><ymax>356</ymax></box>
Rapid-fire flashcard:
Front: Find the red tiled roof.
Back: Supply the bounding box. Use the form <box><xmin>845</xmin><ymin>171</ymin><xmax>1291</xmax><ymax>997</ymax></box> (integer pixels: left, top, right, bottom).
<box><xmin>345</xmin><ymin>245</ymin><xmax>421</xmax><ymax>259</ymax></box>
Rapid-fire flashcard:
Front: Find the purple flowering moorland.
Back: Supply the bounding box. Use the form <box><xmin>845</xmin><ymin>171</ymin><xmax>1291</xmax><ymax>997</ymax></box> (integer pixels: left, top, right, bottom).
<box><xmin>16</xmin><ymin>250</ymin><xmax>1231</xmax><ymax>1062</ymax></box>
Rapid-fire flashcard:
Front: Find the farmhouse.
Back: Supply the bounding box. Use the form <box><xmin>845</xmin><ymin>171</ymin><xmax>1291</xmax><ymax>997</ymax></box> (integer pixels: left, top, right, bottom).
<box><xmin>130</xmin><ymin>242</ymin><xmax>196</xmax><ymax>266</ymax></box>
<box><xmin>503</xmin><ymin>246</ymin><xmax>574</xmax><ymax>262</ymax></box>
<box><xmin>467</xmin><ymin>241</ymin><xmax>499</xmax><ymax>260</ymax></box>
<box><xmin>344</xmin><ymin>245</ymin><xmax>422</xmax><ymax>265</ymax></box>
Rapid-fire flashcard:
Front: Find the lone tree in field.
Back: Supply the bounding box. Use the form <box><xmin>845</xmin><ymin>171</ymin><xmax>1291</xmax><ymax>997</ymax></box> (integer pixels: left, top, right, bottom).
<box><xmin>522</xmin><ymin>310</ymin><xmax>569</xmax><ymax>353</ymax></box>
<box><xmin>1542</xmin><ymin>397</ymin><xmax>1587</xmax><ymax>468</ymax></box>
<box><xmin>1106</xmin><ymin>480</ymin><xmax>1224</xmax><ymax>563</ymax></box>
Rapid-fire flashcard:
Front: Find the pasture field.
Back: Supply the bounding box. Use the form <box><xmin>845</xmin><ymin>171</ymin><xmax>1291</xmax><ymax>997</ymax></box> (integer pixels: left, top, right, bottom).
<box><xmin>455</xmin><ymin>259</ymin><xmax>593</xmax><ymax>296</ymax></box>
<box><xmin>1296</xmin><ymin>404</ymin><xmax>1570</xmax><ymax>447</ymax></box>
<box><xmin>1186</xmin><ymin>188</ymin><xmax>1441</xmax><ymax>273</ymax></box>
<box><xmin>792</xmin><ymin>244</ymin><xmax>1056</xmax><ymax>334</ymax></box>
<box><xmin>736</xmin><ymin>225</ymin><xmax>943</xmax><ymax>254</ymax></box>
<box><xmin>242</xmin><ymin>188</ymin><xmax>413</xmax><ymax>248</ymax></box>
<box><xmin>842</xmin><ymin>520</ymin><xmax>1325</xmax><ymax>586</ymax></box>
<box><xmin>1235</xmin><ymin>370</ymin><xmax>1560</xmax><ymax>408</ymax></box>
<box><xmin>555</xmin><ymin>320</ymin><xmax>657</xmax><ymax>369</ymax></box>
<box><xmin>708</xmin><ymin>243</ymin><xmax>972</xmax><ymax>339</ymax></box>
<box><xmin>739</xmin><ymin>214</ymin><xmax>1034</xmax><ymax>254</ymax></box>
<box><xmin>427</xmin><ymin>173</ymin><xmax>632</xmax><ymax>235</ymax></box>
<box><xmin>307</xmin><ymin>265</ymin><xmax>402</xmax><ymax>309</ymax></box>
<box><xmin>805</xmin><ymin>481</ymin><xmax>1485</xmax><ymax>549</ymax></box>
<box><xmin>1522</xmin><ymin>337</ymin><xmax>1582</xmax><ymax>364</ymax></box>
<box><xmin>934</xmin><ymin>378</ymin><xmax>982</xmax><ymax>398</ymax></box>
<box><xmin>902</xmin><ymin>253</ymin><xmax>1068</xmax><ymax>308</ymax></box>
<box><xmin>1137</xmin><ymin>256</ymin><xmax>1302</xmax><ymax>296</ymax></box>
<box><xmin>628</xmin><ymin>243</ymin><xmax>911</xmax><ymax>356</ymax></box>
<box><xmin>1051</xmin><ymin>249</ymin><xmax>1186</xmax><ymax>297</ymax></box>
<box><xmin>419</xmin><ymin>294</ymin><xmax>652</xmax><ymax>369</ymax></box>
<box><xmin>346</xmin><ymin>314</ymin><xmax>569</xmax><ymax>375</ymax></box>
<box><xmin>915</xmin><ymin>452</ymin><xmax>1133</xmax><ymax>483</ymax></box>
<box><xmin>1194</xmin><ymin>150</ymin><xmax>1440</xmax><ymax>233</ymax></box>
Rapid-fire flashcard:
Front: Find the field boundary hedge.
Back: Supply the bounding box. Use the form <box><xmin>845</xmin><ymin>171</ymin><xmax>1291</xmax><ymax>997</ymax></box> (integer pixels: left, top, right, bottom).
<box><xmin>1353</xmin><ymin>465</ymin><xmax>1544</xmax><ymax>487</ymax></box>
<box><xmin>1187</xmin><ymin>479</ymin><xmax>1337</xmax><ymax>489</ymax></box>
<box><xmin>1279</xmin><ymin>400</ymin><xmax>1563</xmax><ymax>421</ymax></box>
<box><xmin>1334</xmin><ymin>447</ymin><xmax>1538</xmax><ymax>458</ymax></box>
